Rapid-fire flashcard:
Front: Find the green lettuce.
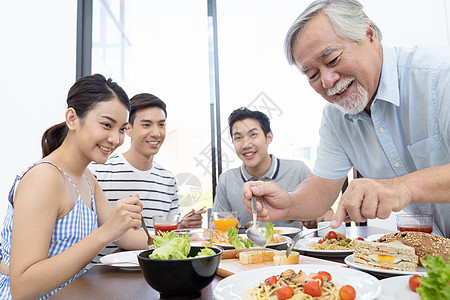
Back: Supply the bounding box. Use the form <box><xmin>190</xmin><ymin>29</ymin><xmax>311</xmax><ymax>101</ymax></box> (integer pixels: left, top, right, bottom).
<box><xmin>194</xmin><ymin>247</ymin><xmax>217</xmax><ymax>258</ymax></box>
<box><xmin>264</xmin><ymin>222</ymin><xmax>274</xmax><ymax>246</ymax></box>
<box><xmin>227</xmin><ymin>226</ymin><xmax>247</xmax><ymax>249</ymax></box>
<box><xmin>416</xmin><ymin>255</ymin><xmax>450</xmax><ymax>300</ymax></box>
<box><xmin>148</xmin><ymin>231</ymin><xmax>216</xmax><ymax>260</ymax></box>
<box><xmin>227</xmin><ymin>223</ymin><xmax>275</xmax><ymax>248</ymax></box>
<box><xmin>149</xmin><ymin>231</ymin><xmax>191</xmax><ymax>259</ymax></box>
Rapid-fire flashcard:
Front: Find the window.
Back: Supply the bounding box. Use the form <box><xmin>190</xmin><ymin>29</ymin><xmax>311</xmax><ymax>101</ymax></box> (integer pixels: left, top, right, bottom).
<box><xmin>89</xmin><ymin>0</ymin><xmax>450</xmax><ymax>217</ymax></box>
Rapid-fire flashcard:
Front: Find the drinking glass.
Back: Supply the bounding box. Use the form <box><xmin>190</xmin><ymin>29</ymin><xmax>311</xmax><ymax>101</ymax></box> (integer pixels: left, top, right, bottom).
<box><xmin>396</xmin><ymin>214</ymin><xmax>433</xmax><ymax>233</ymax></box>
<box><xmin>212</xmin><ymin>211</ymin><xmax>238</xmax><ymax>231</ymax></box>
<box><xmin>153</xmin><ymin>214</ymin><xmax>179</xmax><ymax>236</ymax></box>
<box><xmin>174</xmin><ymin>228</ymin><xmax>213</xmax><ymax>247</ymax></box>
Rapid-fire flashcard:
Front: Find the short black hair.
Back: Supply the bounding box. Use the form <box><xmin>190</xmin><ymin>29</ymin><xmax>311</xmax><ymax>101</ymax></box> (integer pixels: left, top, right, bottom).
<box><xmin>128</xmin><ymin>93</ymin><xmax>167</xmax><ymax>125</ymax></box>
<box><xmin>228</xmin><ymin>107</ymin><xmax>271</xmax><ymax>138</ymax></box>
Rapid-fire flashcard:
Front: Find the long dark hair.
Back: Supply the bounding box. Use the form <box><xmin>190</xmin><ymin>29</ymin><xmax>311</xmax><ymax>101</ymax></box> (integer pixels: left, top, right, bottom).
<box><xmin>41</xmin><ymin>74</ymin><xmax>130</xmax><ymax>157</ymax></box>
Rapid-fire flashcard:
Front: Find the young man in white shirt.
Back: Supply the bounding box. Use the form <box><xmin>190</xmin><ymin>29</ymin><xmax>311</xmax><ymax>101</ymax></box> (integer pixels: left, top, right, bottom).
<box><xmin>90</xmin><ymin>93</ymin><xmax>205</xmax><ymax>262</ymax></box>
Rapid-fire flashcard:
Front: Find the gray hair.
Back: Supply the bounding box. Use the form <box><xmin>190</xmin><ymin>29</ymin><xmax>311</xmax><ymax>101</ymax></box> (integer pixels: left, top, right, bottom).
<box><xmin>284</xmin><ymin>0</ymin><xmax>383</xmax><ymax>65</ymax></box>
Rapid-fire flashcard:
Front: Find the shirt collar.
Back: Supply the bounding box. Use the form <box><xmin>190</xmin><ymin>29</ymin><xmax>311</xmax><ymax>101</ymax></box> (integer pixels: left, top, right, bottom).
<box><xmin>344</xmin><ymin>45</ymin><xmax>400</xmax><ymax>122</ymax></box>
<box><xmin>240</xmin><ymin>154</ymin><xmax>279</xmax><ymax>182</ymax></box>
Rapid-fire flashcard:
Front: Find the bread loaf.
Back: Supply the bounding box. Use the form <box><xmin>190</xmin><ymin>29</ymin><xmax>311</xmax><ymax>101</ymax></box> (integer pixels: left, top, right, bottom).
<box><xmin>376</xmin><ymin>232</ymin><xmax>450</xmax><ymax>263</ymax></box>
<box><xmin>273</xmin><ymin>250</ymin><xmax>299</xmax><ymax>265</ymax></box>
<box><xmin>238</xmin><ymin>250</ymin><xmax>276</xmax><ymax>265</ymax></box>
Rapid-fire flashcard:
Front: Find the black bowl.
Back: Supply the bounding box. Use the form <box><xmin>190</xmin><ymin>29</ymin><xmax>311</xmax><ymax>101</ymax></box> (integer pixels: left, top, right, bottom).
<box><xmin>138</xmin><ymin>246</ymin><xmax>222</xmax><ymax>299</ymax></box>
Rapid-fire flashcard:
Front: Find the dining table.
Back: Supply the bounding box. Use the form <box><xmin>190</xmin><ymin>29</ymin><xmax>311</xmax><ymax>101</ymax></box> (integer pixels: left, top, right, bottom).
<box><xmin>50</xmin><ymin>225</ymin><xmax>394</xmax><ymax>300</ymax></box>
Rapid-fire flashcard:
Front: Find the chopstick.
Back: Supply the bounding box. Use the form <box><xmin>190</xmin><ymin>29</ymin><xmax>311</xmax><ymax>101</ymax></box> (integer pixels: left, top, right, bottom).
<box><xmin>178</xmin><ymin>206</ymin><xmax>206</xmax><ymax>224</ymax></box>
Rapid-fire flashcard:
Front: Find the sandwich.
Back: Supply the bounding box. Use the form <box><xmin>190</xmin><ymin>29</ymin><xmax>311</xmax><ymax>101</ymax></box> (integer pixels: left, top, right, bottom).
<box><xmin>353</xmin><ymin>240</ymin><xmax>418</xmax><ymax>271</ymax></box>
<box><xmin>375</xmin><ymin>231</ymin><xmax>450</xmax><ymax>263</ymax></box>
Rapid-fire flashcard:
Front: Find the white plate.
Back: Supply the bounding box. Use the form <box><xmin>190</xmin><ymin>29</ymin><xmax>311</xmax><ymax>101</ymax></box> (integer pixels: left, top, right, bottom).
<box><xmin>213</xmin><ymin>264</ymin><xmax>381</xmax><ymax>300</ymax></box>
<box><xmin>99</xmin><ymin>250</ymin><xmax>145</xmax><ymax>270</ymax></box>
<box><xmin>366</xmin><ymin>233</ymin><xmax>391</xmax><ymax>241</ymax></box>
<box><xmin>259</xmin><ymin>226</ymin><xmax>302</xmax><ymax>236</ymax></box>
<box><xmin>213</xmin><ymin>234</ymin><xmax>291</xmax><ymax>249</ymax></box>
<box><xmin>344</xmin><ymin>254</ymin><xmax>426</xmax><ymax>277</ymax></box>
<box><xmin>378</xmin><ymin>275</ymin><xmax>420</xmax><ymax>300</ymax></box>
<box><xmin>292</xmin><ymin>237</ymin><xmax>354</xmax><ymax>257</ymax></box>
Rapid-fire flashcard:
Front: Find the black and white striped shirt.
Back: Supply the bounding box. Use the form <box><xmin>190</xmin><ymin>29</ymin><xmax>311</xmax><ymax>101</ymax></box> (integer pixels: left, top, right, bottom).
<box><xmin>88</xmin><ymin>153</ymin><xmax>179</xmax><ymax>263</ymax></box>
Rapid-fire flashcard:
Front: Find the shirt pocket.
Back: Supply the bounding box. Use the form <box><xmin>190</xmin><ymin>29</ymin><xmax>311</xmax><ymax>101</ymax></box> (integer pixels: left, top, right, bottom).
<box><xmin>407</xmin><ymin>135</ymin><xmax>449</xmax><ymax>170</ymax></box>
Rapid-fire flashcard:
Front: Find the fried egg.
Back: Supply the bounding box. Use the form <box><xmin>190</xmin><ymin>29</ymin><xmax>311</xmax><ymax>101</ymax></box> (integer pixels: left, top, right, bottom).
<box><xmin>369</xmin><ymin>254</ymin><xmax>402</xmax><ymax>264</ymax></box>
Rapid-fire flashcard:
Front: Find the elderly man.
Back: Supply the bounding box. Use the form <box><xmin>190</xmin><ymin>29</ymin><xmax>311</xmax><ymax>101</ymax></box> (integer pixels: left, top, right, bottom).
<box><xmin>242</xmin><ymin>0</ymin><xmax>450</xmax><ymax>237</ymax></box>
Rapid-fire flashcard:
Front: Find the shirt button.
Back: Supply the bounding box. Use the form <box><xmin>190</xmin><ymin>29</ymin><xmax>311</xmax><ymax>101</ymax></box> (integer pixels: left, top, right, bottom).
<box><xmin>379</xmin><ymin>127</ymin><xmax>385</xmax><ymax>133</ymax></box>
<box><xmin>394</xmin><ymin>162</ymin><xmax>400</xmax><ymax>168</ymax></box>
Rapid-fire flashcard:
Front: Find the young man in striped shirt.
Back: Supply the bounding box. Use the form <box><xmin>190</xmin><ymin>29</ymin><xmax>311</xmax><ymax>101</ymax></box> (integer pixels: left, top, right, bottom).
<box><xmin>89</xmin><ymin>93</ymin><xmax>205</xmax><ymax>262</ymax></box>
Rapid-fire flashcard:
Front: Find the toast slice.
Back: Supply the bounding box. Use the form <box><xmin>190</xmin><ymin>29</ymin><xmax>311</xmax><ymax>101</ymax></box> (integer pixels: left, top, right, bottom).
<box><xmin>273</xmin><ymin>250</ymin><xmax>300</xmax><ymax>265</ymax></box>
<box><xmin>238</xmin><ymin>250</ymin><xmax>277</xmax><ymax>265</ymax></box>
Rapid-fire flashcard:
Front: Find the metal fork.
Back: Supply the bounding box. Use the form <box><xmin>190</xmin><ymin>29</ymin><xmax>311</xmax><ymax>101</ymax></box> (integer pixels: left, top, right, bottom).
<box><xmin>286</xmin><ymin>215</ymin><xmax>348</xmax><ymax>257</ymax></box>
<box><xmin>141</xmin><ymin>214</ymin><xmax>153</xmax><ymax>246</ymax></box>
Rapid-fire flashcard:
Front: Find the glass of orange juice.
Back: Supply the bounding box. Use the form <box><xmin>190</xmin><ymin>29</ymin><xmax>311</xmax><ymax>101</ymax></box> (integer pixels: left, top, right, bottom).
<box><xmin>212</xmin><ymin>211</ymin><xmax>238</xmax><ymax>231</ymax></box>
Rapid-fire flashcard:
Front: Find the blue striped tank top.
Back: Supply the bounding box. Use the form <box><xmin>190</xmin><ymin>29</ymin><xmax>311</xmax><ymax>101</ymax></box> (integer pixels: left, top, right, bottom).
<box><xmin>0</xmin><ymin>161</ymin><xmax>98</xmax><ymax>299</ymax></box>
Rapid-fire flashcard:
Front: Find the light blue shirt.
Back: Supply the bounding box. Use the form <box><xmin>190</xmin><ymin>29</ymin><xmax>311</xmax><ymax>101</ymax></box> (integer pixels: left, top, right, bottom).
<box><xmin>313</xmin><ymin>45</ymin><xmax>450</xmax><ymax>237</ymax></box>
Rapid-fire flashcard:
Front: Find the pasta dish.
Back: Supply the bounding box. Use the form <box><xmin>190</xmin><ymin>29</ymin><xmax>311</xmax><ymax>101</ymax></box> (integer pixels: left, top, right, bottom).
<box><xmin>307</xmin><ymin>239</ymin><xmax>354</xmax><ymax>251</ymax></box>
<box><xmin>307</xmin><ymin>231</ymin><xmax>363</xmax><ymax>251</ymax></box>
<box><xmin>244</xmin><ymin>268</ymin><xmax>348</xmax><ymax>299</ymax></box>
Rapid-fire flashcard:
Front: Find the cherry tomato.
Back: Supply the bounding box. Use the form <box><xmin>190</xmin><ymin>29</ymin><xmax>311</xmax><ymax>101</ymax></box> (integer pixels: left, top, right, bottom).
<box><xmin>318</xmin><ymin>238</ymin><xmax>324</xmax><ymax>244</ymax></box>
<box><xmin>339</xmin><ymin>285</ymin><xmax>356</xmax><ymax>300</ymax></box>
<box><xmin>326</xmin><ymin>231</ymin><xmax>337</xmax><ymax>240</ymax></box>
<box><xmin>337</xmin><ymin>233</ymin><xmax>346</xmax><ymax>240</ymax></box>
<box><xmin>409</xmin><ymin>275</ymin><xmax>421</xmax><ymax>292</ymax></box>
<box><xmin>304</xmin><ymin>280</ymin><xmax>322</xmax><ymax>297</ymax></box>
<box><xmin>264</xmin><ymin>275</ymin><xmax>277</xmax><ymax>285</ymax></box>
<box><xmin>312</xmin><ymin>275</ymin><xmax>324</xmax><ymax>287</ymax></box>
<box><xmin>318</xmin><ymin>271</ymin><xmax>332</xmax><ymax>282</ymax></box>
<box><xmin>356</xmin><ymin>237</ymin><xmax>365</xmax><ymax>241</ymax></box>
<box><xmin>277</xmin><ymin>285</ymin><xmax>294</xmax><ymax>300</ymax></box>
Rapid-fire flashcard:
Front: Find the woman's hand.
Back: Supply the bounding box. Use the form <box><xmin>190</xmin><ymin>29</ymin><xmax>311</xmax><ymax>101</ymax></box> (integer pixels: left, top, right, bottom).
<box><xmin>101</xmin><ymin>193</ymin><xmax>143</xmax><ymax>242</ymax></box>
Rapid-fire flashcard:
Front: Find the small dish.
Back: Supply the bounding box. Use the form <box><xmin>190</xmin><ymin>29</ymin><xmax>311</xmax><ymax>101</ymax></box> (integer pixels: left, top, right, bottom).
<box><xmin>259</xmin><ymin>226</ymin><xmax>302</xmax><ymax>236</ymax></box>
<box><xmin>344</xmin><ymin>254</ymin><xmax>426</xmax><ymax>277</ymax></box>
<box><xmin>213</xmin><ymin>234</ymin><xmax>290</xmax><ymax>249</ymax></box>
<box><xmin>378</xmin><ymin>275</ymin><xmax>420</xmax><ymax>300</ymax></box>
<box><xmin>292</xmin><ymin>237</ymin><xmax>354</xmax><ymax>257</ymax></box>
<box><xmin>100</xmin><ymin>250</ymin><xmax>144</xmax><ymax>271</ymax></box>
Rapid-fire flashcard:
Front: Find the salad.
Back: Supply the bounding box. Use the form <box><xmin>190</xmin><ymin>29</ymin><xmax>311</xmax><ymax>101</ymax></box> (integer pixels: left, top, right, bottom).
<box><xmin>226</xmin><ymin>223</ymin><xmax>275</xmax><ymax>249</ymax></box>
<box><xmin>408</xmin><ymin>255</ymin><xmax>450</xmax><ymax>299</ymax></box>
<box><xmin>148</xmin><ymin>231</ymin><xmax>216</xmax><ymax>260</ymax></box>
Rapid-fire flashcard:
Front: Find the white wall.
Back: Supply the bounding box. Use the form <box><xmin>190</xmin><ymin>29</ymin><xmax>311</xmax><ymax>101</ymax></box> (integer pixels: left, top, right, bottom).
<box><xmin>0</xmin><ymin>1</ymin><xmax>77</xmax><ymax>223</ymax></box>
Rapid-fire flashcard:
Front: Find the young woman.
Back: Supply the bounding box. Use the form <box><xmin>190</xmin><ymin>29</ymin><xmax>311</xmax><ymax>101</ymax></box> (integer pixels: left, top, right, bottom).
<box><xmin>0</xmin><ymin>74</ymin><xmax>149</xmax><ymax>299</ymax></box>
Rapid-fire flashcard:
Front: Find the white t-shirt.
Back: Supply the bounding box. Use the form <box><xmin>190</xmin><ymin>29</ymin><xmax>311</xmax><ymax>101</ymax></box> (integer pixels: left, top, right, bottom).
<box><xmin>88</xmin><ymin>153</ymin><xmax>180</xmax><ymax>263</ymax></box>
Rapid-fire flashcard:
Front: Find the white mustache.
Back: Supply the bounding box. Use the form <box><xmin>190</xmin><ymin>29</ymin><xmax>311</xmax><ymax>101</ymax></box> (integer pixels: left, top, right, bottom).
<box><xmin>327</xmin><ymin>77</ymin><xmax>355</xmax><ymax>96</ymax></box>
